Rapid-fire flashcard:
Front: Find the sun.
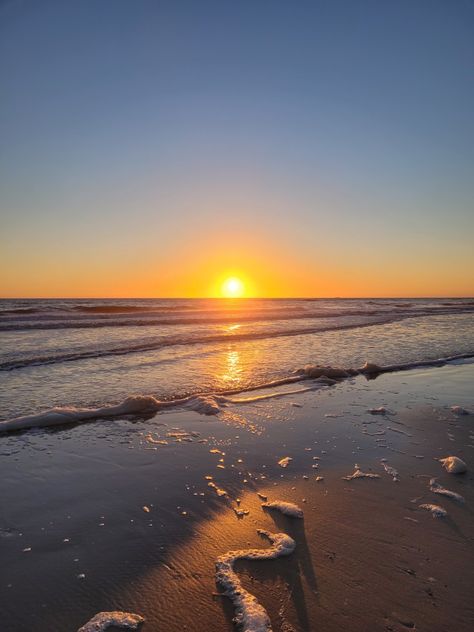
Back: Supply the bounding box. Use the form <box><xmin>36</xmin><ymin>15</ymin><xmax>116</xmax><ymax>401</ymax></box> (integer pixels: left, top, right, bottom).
<box><xmin>221</xmin><ymin>276</ymin><xmax>245</xmax><ymax>298</ymax></box>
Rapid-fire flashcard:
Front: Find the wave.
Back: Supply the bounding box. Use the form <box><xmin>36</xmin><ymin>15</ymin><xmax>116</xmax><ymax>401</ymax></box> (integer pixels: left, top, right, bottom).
<box><xmin>0</xmin><ymin>307</ymin><xmax>41</xmax><ymax>315</ymax></box>
<box><xmin>73</xmin><ymin>305</ymin><xmax>180</xmax><ymax>314</ymax></box>
<box><xmin>0</xmin><ymin>386</ymin><xmax>323</xmax><ymax>433</ymax></box>
<box><xmin>296</xmin><ymin>353</ymin><xmax>474</xmax><ymax>378</ymax></box>
<box><xmin>70</xmin><ymin>303</ymin><xmax>308</xmax><ymax>315</ymax></box>
<box><xmin>1</xmin><ymin>301</ymin><xmax>474</xmax><ymax>332</ymax></box>
<box><xmin>0</xmin><ymin>319</ymin><xmax>396</xmax><ymax>370</ymax></box>
<box><xmin>1</xmin><ymin>353</ymin><xmax>472</xmax><ymax>433</ymax></box>
<box><xmin>0</xmin><ymin>308</ymin><xmax>347</xmax><ymax>330</ymax></box>
<box><xmin>0</xmin><ymin>302</ymin><xmax>308</xmax><ymax>320</ymax></box>
<box><xmin>0</xmin><ymin>393</ymin><xmax>224</xmax><ymax>433</ymax></box>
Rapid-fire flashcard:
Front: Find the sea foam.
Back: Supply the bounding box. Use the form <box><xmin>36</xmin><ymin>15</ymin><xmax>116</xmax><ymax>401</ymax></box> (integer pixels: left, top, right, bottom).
<box><xmin>439</xmin><ymin>456</ymin><xmax>467</xmax><ymax>474</ymax></box>
<box><xmin>380</xmin><ymin>459</ymin><xmax>399</xmax><ymax>481</ymax></box>
<box><xmin>0</xmin><ymin>395</ymin><xmax>162</xmax><ymax>432</ymax></box>
<box><xmin>419</xmin><ymin>503</ymin><xmax>448</xmax><ymax>518</ymax></box>
<box><xmin>0</xmin><ymin>393</ymin><xmax>225</xmax><ymax>433</ymax></box>
<box><xmin>261</xmin><ymin>501</ymin><xmax>304</xmax><ymax>518</ymax></box>
<box><xmin>342</xmin><ymin>466</ymin><xmax>380</xmax><ymax>480</ymax></box>
<box><xmin>294</xmin><ymin>354</ymin><xmax>474</xmax><ymax>385</ymax></box>
<box><xmin>77</xmin><ymin>611</ymin><xmax>144</xmax><ymax>631</ymax></box>
<box><xmin>297</xmin><ymin>365</ymin><xmax>354</xmax><ymax>379</ymax></box>
<box><xmin>450</xmin><ymin>405</ymin><xmax>470</xmax><ymax>416</ymax></box>
<box><xmin>215</xmin><ymin>530</ymin><xmax>296</xmax><ymax>632</ymax></box>
<box><xmin>429</xmin><ymin>479</ymin><xmax>464</xmax><ymax>503</ymax></box>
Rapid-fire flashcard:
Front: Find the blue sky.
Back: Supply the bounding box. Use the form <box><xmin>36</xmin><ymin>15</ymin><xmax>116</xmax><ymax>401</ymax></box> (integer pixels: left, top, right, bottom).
<box><xmin>1</xmin><ymin>0</ymin><xmax>473</xmax><ymax>296</ymax></box>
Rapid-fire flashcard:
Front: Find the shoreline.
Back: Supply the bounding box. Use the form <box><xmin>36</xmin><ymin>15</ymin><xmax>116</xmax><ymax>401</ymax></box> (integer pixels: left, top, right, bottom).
<box><xmin>0</xmin><ymin>362</ymin><xmax>473</xmax><ymax>631</ymax></box>
<box><xmin>2</xmin><ymin>352</ymin><xmax>474</xmax><ymax>432</ymax></box>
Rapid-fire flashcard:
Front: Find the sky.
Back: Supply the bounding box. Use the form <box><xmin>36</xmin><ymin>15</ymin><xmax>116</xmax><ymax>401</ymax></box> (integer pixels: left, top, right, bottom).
<box><xmin>1</xmin><ymin>0</ymin><xmax>473</xmax><ymax>298</ymax></box>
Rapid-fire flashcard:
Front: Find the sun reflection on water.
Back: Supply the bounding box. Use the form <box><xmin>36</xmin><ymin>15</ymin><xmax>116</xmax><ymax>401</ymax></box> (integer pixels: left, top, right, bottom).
<box><xmin>222</xmin><ymin>348</ymin><xmax>241</xmax><ymax>384</ymax></box>
<box><xmin>227</xmin><ymin>324</ymin><xmax>241</xmax><ymax>332</ymax></box>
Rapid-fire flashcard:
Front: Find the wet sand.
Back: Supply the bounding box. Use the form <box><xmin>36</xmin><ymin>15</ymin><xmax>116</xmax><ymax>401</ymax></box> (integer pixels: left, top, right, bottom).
<box><xmin>1</xmin><ymin>363</ymin><xmax>473</xmax><ymax>631</ymax></box>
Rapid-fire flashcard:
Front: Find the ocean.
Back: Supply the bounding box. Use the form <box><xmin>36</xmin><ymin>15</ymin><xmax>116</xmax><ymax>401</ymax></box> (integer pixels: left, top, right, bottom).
<box><xmin>1</xmin><ymin>297</ymin><xmax>473</xmax><ymax>421</ymax></box>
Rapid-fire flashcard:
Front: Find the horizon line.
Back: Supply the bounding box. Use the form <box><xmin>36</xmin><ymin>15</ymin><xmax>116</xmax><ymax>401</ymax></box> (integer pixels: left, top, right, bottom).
<box><xmin>1</xmin><ymin>296</ymin><xmax>473</xmax><ymax>301</ymax></box>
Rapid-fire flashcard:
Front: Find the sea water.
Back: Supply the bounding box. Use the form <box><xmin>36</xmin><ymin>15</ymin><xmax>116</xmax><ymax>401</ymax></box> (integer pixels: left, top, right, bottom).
<box><xmin>1</xmin><ymin>297</ymin><xmax>473</xmax><ymax>420</ymax></box>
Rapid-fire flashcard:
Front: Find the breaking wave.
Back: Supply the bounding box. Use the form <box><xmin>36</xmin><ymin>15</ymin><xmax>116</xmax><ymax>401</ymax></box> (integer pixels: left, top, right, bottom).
<box><xmin>1</xmin><ymin>353</ymin><xmax>472</xmax><ymax>434</ymax></box>
<box><xmin>0</xmin><ymin>393</ymin><xmax>226</xmax><ymax>433</ymax></box>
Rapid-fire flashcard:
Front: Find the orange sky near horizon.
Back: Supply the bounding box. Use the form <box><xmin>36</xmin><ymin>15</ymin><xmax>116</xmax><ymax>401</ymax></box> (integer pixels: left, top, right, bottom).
<box><xmin>1</xmin><ymin>232</ymin><xmax>473</xmax><ymax>299</ymax></box>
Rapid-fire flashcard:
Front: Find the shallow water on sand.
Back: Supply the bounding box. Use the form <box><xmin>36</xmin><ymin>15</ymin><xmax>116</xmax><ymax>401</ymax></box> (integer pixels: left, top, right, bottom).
<box><xmin>1</xmin><ymin>363</ymin><xmax>473</xmax><ymax>631</ymax></box>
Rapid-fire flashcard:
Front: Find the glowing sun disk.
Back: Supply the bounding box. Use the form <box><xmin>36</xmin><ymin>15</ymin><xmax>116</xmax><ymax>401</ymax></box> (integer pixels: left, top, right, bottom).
<box><xmin>222</xmin><ymin>277</ymin><xmax>245</xmax><ymax>298</ymax></box>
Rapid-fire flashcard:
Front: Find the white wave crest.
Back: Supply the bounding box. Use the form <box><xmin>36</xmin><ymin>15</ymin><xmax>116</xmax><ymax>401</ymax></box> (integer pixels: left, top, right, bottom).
<box><xmin>296</xmin><ymin>354</ymin><xmax>474</xmax><ymax>383</ymax></box>
<box><xmin>296</xmin><ymin>365</ymin><xmax>354</xmax><ymax>379</ymax></box>
<box><xmin>0</xmin><ymin>393</ymin><xmax>225</xmax><ymax>433</ymax></box>
<box><xmin>0</xmin><ymin>396</ymin><xmax>162</xmax><ymax>433</ymax></box>
<box><xmin>185</xmin><ymin>395</ymin><xmax>222</xmax><ymax>415</ymax></box>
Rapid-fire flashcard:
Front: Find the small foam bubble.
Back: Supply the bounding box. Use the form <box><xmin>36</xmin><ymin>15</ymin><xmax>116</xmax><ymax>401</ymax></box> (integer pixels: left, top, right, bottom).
<box><xmin>380</xmin><ymin>459</ymin><xmax>399</xmax><ymax>482</ymax></box>
<box><xmin>342</xmin><ymin>467</ymin><xmax>380</xmax><ymax>481</ymax></box>
<box><xmin>261</xmin><ymin>501</ymin><xmax>304</xmax><ymax>518</ymax></box>
<box><xmin>450</xmin><ymin>405</ymin><xmax>470</xmax><ymax>416</ymax></box>
<box><xmin>358</xmin><ymin>362</ymin><xmax>383</xmax><ymax>374</ymax></box>
<box><xmin>429</xmin><ymin>479</ymin><xmax>464</xmax><ymax>503</ymax></box>
<box><xmin>439</xmin><ymin>456</ymin><xmax>467</xmax><ymax>474</ymax></box>
<box><xmin>368</xmin><ymin>407</ymin><xmax>387</xmax><ymax>415</ymax></box>
<box><xmin>207</xmin><ymin>481</ymin><xmax>228</xmax><ymax>498</ymax></box>
<box><xmin>419</xmin><ymin>503</ymin><xmax>447</xmax><ymax>518</ymax></box>
<box><xmin>233</xmin><ymin>508</ymin><xmax>249</xmax><ymax>517</ymax></box>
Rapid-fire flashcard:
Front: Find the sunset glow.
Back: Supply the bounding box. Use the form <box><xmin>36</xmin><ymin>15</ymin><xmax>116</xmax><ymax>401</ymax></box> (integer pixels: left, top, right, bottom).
<box><xmin>221</xmin><ymin>277</ymin><xmax>245</xmax><ymax>298</ymax></box>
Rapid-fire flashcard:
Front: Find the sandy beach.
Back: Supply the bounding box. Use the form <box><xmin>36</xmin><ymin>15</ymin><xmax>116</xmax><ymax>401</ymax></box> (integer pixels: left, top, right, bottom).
<box><xmin>1</xmin><ymin>361</ymin><xmax>473</xmax><ymax>631</ymax></box>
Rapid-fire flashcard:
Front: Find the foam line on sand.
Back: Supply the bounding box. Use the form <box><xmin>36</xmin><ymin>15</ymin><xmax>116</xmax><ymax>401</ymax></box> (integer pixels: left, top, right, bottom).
<box><xmin>77</xmin><ymin>611</ymin><xmax>144</xmax><ymax>632</ymax></box>
<box><xmin>215</xmin><ymin>530</ymin><xmax>296</xmax><ymax>632</ymax></box>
